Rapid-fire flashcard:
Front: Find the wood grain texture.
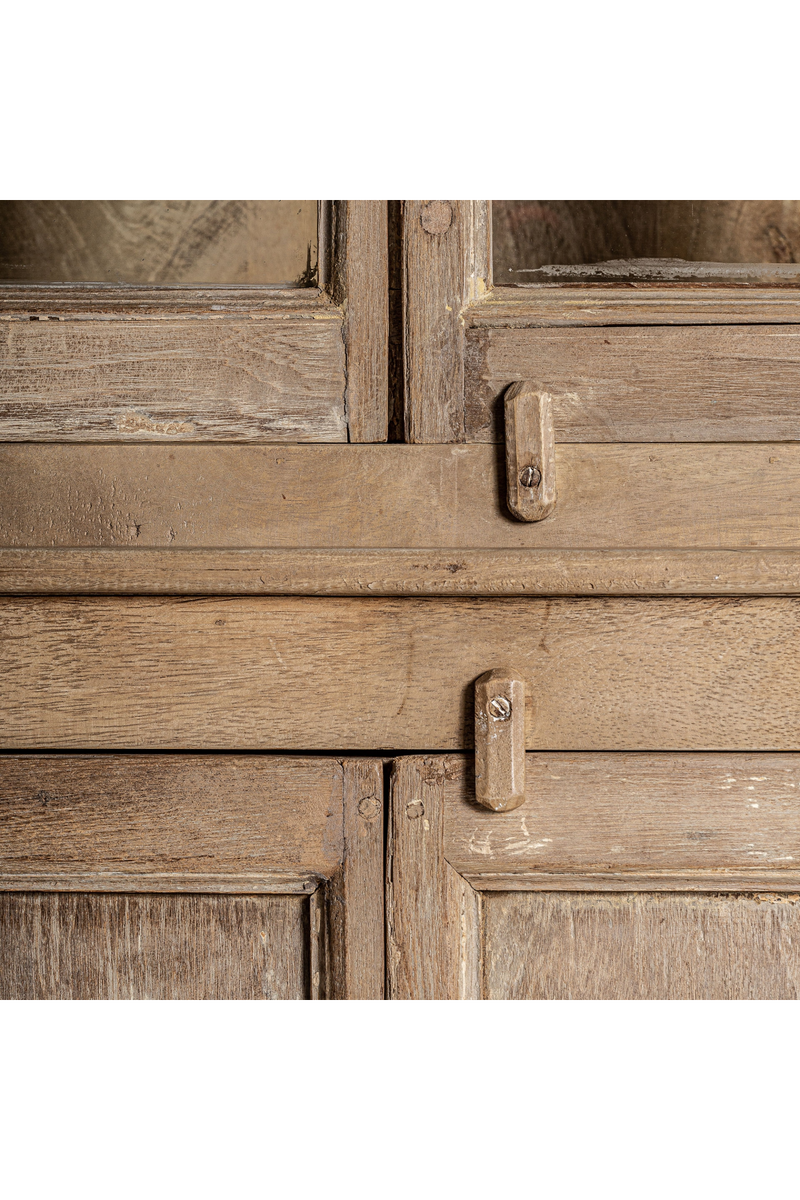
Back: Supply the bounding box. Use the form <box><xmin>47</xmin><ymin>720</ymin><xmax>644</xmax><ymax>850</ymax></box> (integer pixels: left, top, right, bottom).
<box><xmin>482</xmin><ymin>892</ymin><xmax>800</xmax><ymax>999</ymax></box>
<box><xmin>0</xmin><ymin>310</ymin><xmax>346</xmax><ymax>441</ymax></box>
<box><xmin>467</xmin><ymin>287</ymin><xmax>800</xmax><ymax>327</ymax></box>
<box><xmin>3</xmin><ymin>596</ymin><xmax>800</xmax><ymax>751</ymax></box>
<box><xmin>0</xmin><ymin>892</ymin><xmax>309</xmax><ymax>999</ymax></box>
<box><xmin>443</xmin><ymin>753</ymin><xmax>800</xmax><ymax>890</ymax></box>
<box><xmin>7</xmin><ymin>442</ymin><xmax>800</xmax><ymax>551</ymax></box>
<box><xmin>6</xmin><ymin>547</ymin><xmax>800</xmax><ymax>596</ymax></box>
<box><xmin>0</xmin><ymin>755</ymin><xmax>343</xmax><ymax>889</ymax></box>
<box><xmin>330</xmin><ymin>202</ymin><xmax>388</xmax><ymax>442</ymax></box>
<box><xmin>325</xmin><ymin>759</ymin><xmax>385</xmax><ymax>999</ymax></box>
<box><xmin>387</xmin><ymin>756</ymin><xmax>479</xmax><ymax>1000</ymax></box>
<box><xmin>465</xmin><ymin>325</ymin><xmax>800</xmax><ymax>442</ymax></box>
<box><xmin>403</xmin><ymin>201</ymin><xmax>490</xmax><ymax>442</ymax></box>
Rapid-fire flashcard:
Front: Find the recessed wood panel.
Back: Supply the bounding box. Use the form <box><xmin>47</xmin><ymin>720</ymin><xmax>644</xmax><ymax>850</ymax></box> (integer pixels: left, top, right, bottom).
<box><xmin>3</xmin><ymin>596</ymin><xmax>799</xmax><ymax>750</ymax></box>
<box><xmin>0</xmin><ymin>892</ymin><xmax>308</xmax><ymax>999</ymax></box>
<box><xmin>0</xmin><ymin>314</ymin><xmax>346</xmax><ymax>441</ymax></box>
<box><xmin>482</xmin><ymin>892</ymin><xmax>800</xmax><ymax>999</ymax></box>
<box><xmin>465</xmin><ymin>326</ymin><xmax>800</xmax><ymax>443</ymax></box>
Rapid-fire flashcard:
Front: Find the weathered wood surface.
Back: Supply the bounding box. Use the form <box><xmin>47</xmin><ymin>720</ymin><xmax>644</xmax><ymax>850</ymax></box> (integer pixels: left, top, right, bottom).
<box><xmin>482</xmin><ymin>892</ymin><xmax>800</xmax><ymax>1000</ymax></box>
<box><xmin>387</xmin><ymin>756</ymin><xmax>479</xmax><ymax>1000</ymax></box>
<box><xmin>465</xmin><ymin>326</ymin><xmax>800</xmax><ymax>442</ymax></box>
<box><xmin>326</xmin><ymin>759</ymin><xmax>385</xmax><ymax>999</ymax></box>
<box><xmin>443</xmin><ymin>753</ymin><xmax>800</xmax><ymax>890</ymax></box>
<box><xmin>0</xmin><ymin>755</ymin><xmax>342</xmax><ymax>889</ymax></box>
<box><xmin>467</xmin><ymin>287</ymin><xmax>800</xmax><ymax>327</ymax></box>
<box><xmin>403</xmin><ymin>201</ymin><xmax>490</xmax><ymax>442</ymax></box>
<box><xmin>330</xmin><ymin>201</ymin><xmax>388</xmax><ymax>442</ymax></box>
<box><xmin>0</xmin><ymin>892</ymin><xmax>309</xmax><ymax>999</ymax></box>
<box><xmin>5</xmin><ymin>442</ymin><xmax>800</xmax><ymax>550</ymax></box>
<box><xmin>5</xmin><ymin>547</ymin><xmax>800</xmax><ymax>596</ymax></box>
<box><xmin>474</xmin><ymin>669</ymin><xmax>526</xmax><ymax>811</ymax></box>
<box><xmin>0</xmin><ymin>311</ymin><xmax>346</xmax><ymax>440</ymax></box>
<box><xmin>3</xmin><ymin>596</ymin><xmax>800</xmax><ymax>750</ymax></box>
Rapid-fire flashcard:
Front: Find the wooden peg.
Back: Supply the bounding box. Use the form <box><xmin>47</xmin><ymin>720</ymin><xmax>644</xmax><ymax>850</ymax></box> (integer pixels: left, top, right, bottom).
<box><xmin>504</xmin><ymin>382</ymin><xmax>557</xmax><ymax>521</ymax></box>
<box><xmin>474</xmin><ymin>667</ymin><xmax>526</xmax><ymax>812</ymax></box>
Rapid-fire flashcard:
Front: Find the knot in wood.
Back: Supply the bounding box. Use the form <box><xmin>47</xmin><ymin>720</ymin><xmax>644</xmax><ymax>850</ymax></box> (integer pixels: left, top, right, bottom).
<box><xmin>420</xmin><ymin>201</ymin><xmax>453</xmax><ymax>235</ymax></box>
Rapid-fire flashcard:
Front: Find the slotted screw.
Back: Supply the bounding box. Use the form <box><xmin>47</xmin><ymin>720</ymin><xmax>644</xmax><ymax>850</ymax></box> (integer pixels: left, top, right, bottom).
<box><xmin>488</xmin><ymin>695</ymin><xmax>512</xmax><ymax>720</ymax></box>
<box><xmin>519</xmin><ymin>466</ymin><xmax>541</xmax><ymax>489</ymax></box>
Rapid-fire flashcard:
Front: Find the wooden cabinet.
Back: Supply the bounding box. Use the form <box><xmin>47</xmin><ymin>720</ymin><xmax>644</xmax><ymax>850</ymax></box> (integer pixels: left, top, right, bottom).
<box><xmin>2</xmin><ymin>200</ymin><xmax>800</xmax><ymax>998</ymax></box>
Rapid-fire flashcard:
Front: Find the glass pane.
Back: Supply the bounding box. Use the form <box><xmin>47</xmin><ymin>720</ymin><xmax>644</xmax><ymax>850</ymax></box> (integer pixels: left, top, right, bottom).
<box><xmin>494</xmin><ymin>201</ymin><xmax>800</xmax><ymax>283</ymax></box>
<box><xmin>0</xmin><ymin>201</ymin><xmax>317</xmax><ymax>285</ymax></box>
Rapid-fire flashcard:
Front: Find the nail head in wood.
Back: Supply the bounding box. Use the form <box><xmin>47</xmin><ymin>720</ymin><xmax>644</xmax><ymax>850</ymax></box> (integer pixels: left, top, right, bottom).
<box><xmin>505</xmin><ymin>382</ymin><xmax>557</xmax><ymax>522</ymax></box>
<box><xmin>474</xmin><ymin>667</ymin><xmax>526</xmax><ymax>812</ymax></box>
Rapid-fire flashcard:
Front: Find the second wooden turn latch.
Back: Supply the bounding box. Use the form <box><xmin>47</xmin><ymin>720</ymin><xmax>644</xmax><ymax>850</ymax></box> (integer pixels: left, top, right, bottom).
<box><xmin>505</xmin><ymin>382</ymin><xmax>556</xmax><ymax>522</ymax></box>
<box><xmin>474</xmin><ymin>667</ymin><xmax>527</xmax><ymax>812</ymax></box>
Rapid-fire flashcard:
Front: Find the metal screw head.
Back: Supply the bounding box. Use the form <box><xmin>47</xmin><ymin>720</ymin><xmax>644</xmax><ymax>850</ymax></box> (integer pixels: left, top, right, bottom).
<box><xmin>488</xmin><ymin>695</ymin><xmax>512</xmax><ymax>720</ymax></box>
<box><xmin>519</xmin><ymin>465</ymin><xmax>541</xmax><ymax>489</ymax></box>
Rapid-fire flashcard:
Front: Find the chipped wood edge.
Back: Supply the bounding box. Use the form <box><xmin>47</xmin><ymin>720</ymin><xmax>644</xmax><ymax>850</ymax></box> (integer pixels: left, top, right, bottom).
<box><xmin>7</xmin><ymin>548</ymin><xmax>800</xmax><ymax>596</ymax></box>
<box><xmin>387</xmin><ymin>756</ymin><xmax>480</xmax><ymax>1000</ymax></box>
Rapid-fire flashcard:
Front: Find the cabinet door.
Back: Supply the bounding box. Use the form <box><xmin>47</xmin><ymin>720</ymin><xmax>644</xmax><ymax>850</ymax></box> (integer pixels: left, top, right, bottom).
<box><xmin>0</xmin><ymin>755</ymin><xmax>383</xmax><ymax>999</ymax></box>
<box><xmin>387</xmin><ymin>756</ymin><xmax>800</xmax><ymax>999</ymax></box>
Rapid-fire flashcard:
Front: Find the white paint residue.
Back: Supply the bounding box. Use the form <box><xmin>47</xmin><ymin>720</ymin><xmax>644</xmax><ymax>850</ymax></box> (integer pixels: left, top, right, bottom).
<box><xmin>749</xmin><ymin>777</ymin><xmax>768</xmax><ymax>781</ymax></box>
<box><xmin>468</xmin><ymin>830</ymin><xmax>493</xmax><ymax>857</ymax></box>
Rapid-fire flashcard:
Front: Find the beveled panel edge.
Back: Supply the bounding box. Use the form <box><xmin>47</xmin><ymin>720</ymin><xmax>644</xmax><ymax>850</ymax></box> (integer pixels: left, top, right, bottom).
<box><xmin>0</xmin><ymin>871</ymin><xmax>321</xmax><ymax>894</ymax></box>
<box><xmin>461</xmin><ymin>871</ymin><xmax>800</xmax><ymax>893</ymax></box>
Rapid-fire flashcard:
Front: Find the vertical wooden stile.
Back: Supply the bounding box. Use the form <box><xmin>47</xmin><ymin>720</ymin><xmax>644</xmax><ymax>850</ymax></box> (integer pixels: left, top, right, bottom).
<box><xmin>326</xmin><ymin>759</ymin><xmax>385</xmax><ymax>999</ymax></box>
<box><xmin>387</xmin><ymin>756</ymin><xmax>480</xmax><ymax>1000</ymax></box>
<box><xmin>330</xmin><ymin>201</ymin><xmax>389</xmax><ymax>443</ymax></box>
<box><xmin>402</xmin><ymin>201</ymin><xmax>491</xmax><ymax>443</ymax></box>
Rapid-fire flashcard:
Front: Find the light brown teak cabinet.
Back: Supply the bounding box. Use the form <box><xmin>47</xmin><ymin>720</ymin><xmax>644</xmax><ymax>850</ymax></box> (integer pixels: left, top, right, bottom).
<box><xmin>3</xmin><ymin>200</ymin><xmax>800</xmax><ymax>999</ymax></box>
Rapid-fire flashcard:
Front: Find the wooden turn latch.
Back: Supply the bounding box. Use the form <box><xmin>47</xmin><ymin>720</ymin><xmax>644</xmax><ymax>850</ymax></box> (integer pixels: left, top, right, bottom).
<box><xmin>474</xmin><ymin>667</ymin><xmax>526</xmax><ymax>812</ymax></box>
<box><xmin>505</xmin><ymin>382</ymin><xmax>556</xmax><ymax>522</ymax></box>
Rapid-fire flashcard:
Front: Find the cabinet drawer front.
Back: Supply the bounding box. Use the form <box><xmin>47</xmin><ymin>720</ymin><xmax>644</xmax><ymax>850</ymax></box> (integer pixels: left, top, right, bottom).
<box><xmin>2</xmin><ymin>596</ymin><xmax>798</xmax><ymax>751</ymax></box>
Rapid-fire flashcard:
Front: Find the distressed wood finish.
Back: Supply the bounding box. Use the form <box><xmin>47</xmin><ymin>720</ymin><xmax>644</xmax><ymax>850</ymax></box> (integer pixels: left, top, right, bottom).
<box><xmin>403</xmin><ymin>201</ymin><xmax>490</xmax><ymax>442</ymax></box>
<box><xmin>0</xmin><ymin>892</ymin><xmax>309</xmax><ymax>1000</ymax></box>
<box><xmin>3</xmin><ymin>596</ymin><xmax>800</xmax><ymax>751</ymax></box>
<box><xmin>0</xmin><ymin>309</ymin><xmax>347</xmax><ymax>441</ymax></box>
<box><xmin>482</xmin><ymin>892</ymin><xmax>800</xmax><ymax>1000</ymax></box>
<box><xmin>6</xmin><ymin>547</ymin><xmax>800</xmax><ymax>596</ymax></box>
<box><xmin>6</xmin><ymin>442</ymin><xmax>800</xmax><ymax>552</ymax></box>
<box><xmin>465</xmin><ymin>325</ymin><xmax>800</xmax><ymax>443</ymax></box>
<box><xmin>387</xmin><ymin>756</ymin><xmax>479</xmax><ymax>1000</ymax></box>
<box><xmin>0</xmin><ymin>755</ymin><xmax>384</xmax><ymax>1000</ymax></box>
<box><xmin>330</xmin><ymin>201</ymin><xmax>389</xmax><ymax>442</ymax></box>
<box><xmin>443</xmin><ymin>753</ymin><xmax>800</xmax><ymax>891</ymax></box>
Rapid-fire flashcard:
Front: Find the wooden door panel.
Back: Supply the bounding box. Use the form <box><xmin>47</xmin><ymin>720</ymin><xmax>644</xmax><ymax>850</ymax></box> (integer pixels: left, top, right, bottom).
<box><xmin>0</xmin><ymin>892</ymin><xmax>308</xmax><ymax>1000</ymax></box>
<box><xmin>3</xmin><ymin>597</ymin><xmax>798</xmax><ymax>751</ymax></box>
<box><xmin>387</xmin><ymin>756</ymin><xmax>800</xmax><ymax>1000</ymax></box>
<box><xmin>0</xmin><ymin>755</ymin><xmax>384</xmax><ymax>999</ymax></box>
<box><xmin>482</xmin><ymin>892</ymin><xmax>800</xmax><ymax>1000</ymax></box>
